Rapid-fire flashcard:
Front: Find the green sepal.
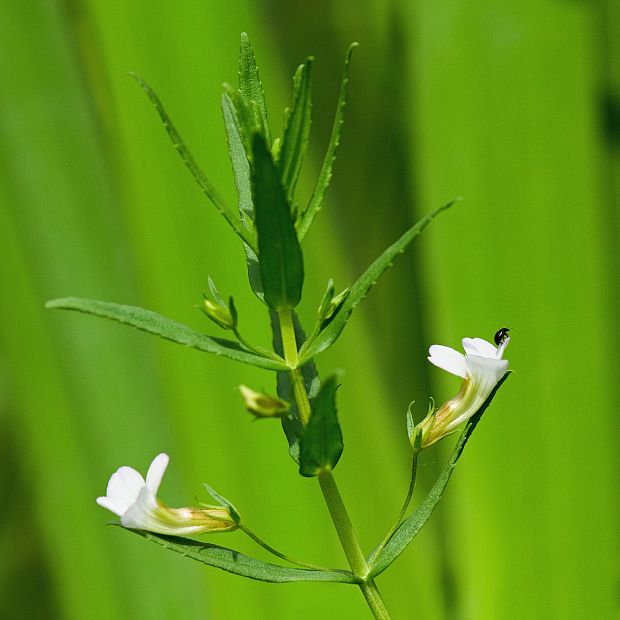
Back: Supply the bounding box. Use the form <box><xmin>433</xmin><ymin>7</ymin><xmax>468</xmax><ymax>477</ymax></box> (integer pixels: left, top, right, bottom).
<box><xmin>299</xmin><ymin>200</ymin><xmax>457</xmax><ymax>362</ymax></box>
<box><xmin>317</xmin><ymin>279</ymin><xmax>335</xmax><ymax>319</ymax></box>
<box><xmin>297</xmin><ymin>43</ymin><xmax>357</xmax><ymax>240</ymax></box>
<box><xmin>278</xmin><ymin>58</ymin><xmax>313</xmax><ymax>204</ymax></box>
<box><xmin>405</xmin><ymin>402</ymin><xmax>415</xmax><ymax>440</ymax></box>
<box><xmin>45</xmin><ymin>297</ymin><xmax>287</xmax><ymax>371</ymax></box>
<box><xmin>368</xmin><ymin>372</ymin><xmax>512</xmax><ymax>577</ymax></box>
<box><xmin>202</xmin><ymin>484</ymin><xmax>241</xmax><ymax>524</ymax></box>
<box><xmin>129</xmin><ymin>73</ymin><xmax>253</xmax><ymax>250</ymax></box>
<box><xmin>238</xmin><ymin>33</ymin><xmax>271</xmax><ymax>146</ymax></box>
<box><xmin>252</xmin><ymin>133</ymin><xmax>304</xmax><ymax>310</ymax></box>
<box><xmin>118</xmin><ymin>527</ymin><xmax>358</xmax><ymax>584</ymax></box>
<box><xmin>298</xmin><ymin>375</ymin><xmax>344</xmax><ymax>477</ymax></box>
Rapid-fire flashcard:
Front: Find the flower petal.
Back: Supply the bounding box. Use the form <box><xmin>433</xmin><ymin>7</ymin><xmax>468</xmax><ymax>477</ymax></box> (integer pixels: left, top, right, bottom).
<box><xmin>146</xmin><ymin>453</ymin><xmax>169</xmax><ymax>495</ymax></box>
<box><xmin>120</xmin><ymin>486</ymin><xmax>161</xmax><ymax>530</ymax></box>
<box><xmin>462</xmin><ymin>337</ymin><xmax>497</xmax><ymax>359</ymax></box>
<box><xmin>101</xmin><ymin>466</ymin><xmax>145</xmax><ymax>516</ymax></box>
<box><xmin>465</xmin><ymin>355</ymin><xmax>508</xmax><ymax>390</ymax></box>
<box><xmin>428</xmin><ymin>345</ymin><xmax>467</xmax><ymax>378</ymax></box>
<box><xmin>96</xmin><ymin>495</ymin><xmax>127</xmax><ymax>517</ymax></box>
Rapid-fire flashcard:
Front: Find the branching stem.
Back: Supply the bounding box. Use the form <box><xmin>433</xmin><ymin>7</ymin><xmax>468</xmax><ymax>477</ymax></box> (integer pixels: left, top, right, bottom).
<box><xmin>277</xmin><ymin>307</ymin><xmax>392</xmax><ymax>619</ymax></box>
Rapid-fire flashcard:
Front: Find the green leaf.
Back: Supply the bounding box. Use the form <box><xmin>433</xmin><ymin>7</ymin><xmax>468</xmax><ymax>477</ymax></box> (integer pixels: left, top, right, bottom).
<box><xmin>297</xmin><ymin>43</ymin><xmax>357</xmax><ymax>241</ymax></box>
<box><xmin>252</xmin><ymin>133</ymin><xmax>304</xmax><ymax>310</ymax></box>
<box><xmin>238</xmin><ymin>33</ymin><xmax>271</xmax><ymax>146</ymax></box>
<box><xmin>270</xmin><ymin>311</ymin><xmax>320</xmax><ymax>462</ymax></box>
<box><xmin>279</xmin><ymin>59</ymin><xmax>313</xmax><ymax>204</ymax></box>
<box><xmin>220</xmin><ymin>91</ymin><xmax>267</xmax><ymax>302</ymax></box>
<box><xmin>120</xmin><ymin>527</ymin><xmax>357</xmax><ymax>584</ymax></box>
<box><xmin>299</xmin><ymin>375</ymin><xmax>344</xmax><ymax>477</ymax></box>
<box><xmin>244</xmin><ymin>242</ymin><xmax>265</xmax><ymax>301</ymax></box>
<box><xmin>45</xmin><ymin>297</ymin><xmax>287</xmax><ymax>371</ymax></box>
<box><xmin>129</xmin><ymin>74</ymin><xmax>254</xmax><ymax>250</ymax></box>
<box><xmin>221</xmin><ymin>93</ymin><xmax>253</xmax><ymax>223</ymax></box>
<box><xmin>368</xmin><ymin>372</ymin><xmax>512</xmax><ymax>577</ymax></box>
<box><xmin>299</xmin><ymin>200</ymin><xmax>457</xmax><ymax>362</ymax></box>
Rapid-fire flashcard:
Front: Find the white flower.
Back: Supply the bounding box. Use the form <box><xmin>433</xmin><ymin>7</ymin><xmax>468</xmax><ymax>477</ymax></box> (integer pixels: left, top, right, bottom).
<box><xmin>416</xmin><ymin>335</ymin><xmax>509</xmax><ymax>449</ymax></box>
<box><xmin>96</xmin><ymin>453</ymin><xmax>237</xmax><ymax>535</ymax></box>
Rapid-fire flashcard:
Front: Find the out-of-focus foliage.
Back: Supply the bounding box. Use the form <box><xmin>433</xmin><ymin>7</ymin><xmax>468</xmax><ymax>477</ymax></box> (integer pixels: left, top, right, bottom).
<box><xmin>0</xmin><ymin>1</ymin><xmax>618</xmax><ymax>619</ymax></box>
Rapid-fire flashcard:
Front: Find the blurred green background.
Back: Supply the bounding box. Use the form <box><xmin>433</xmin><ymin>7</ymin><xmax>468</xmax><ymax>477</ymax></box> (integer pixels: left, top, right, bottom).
<box><xmin>1</xmin><ymin>1</ymin><xmax>618</xmax><ymax>618</ymax></box>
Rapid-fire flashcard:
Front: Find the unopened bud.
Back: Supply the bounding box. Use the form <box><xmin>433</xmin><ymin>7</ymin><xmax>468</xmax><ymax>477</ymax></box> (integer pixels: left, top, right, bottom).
<box><xmin>200</xmin><ymin>277</ymin><xmax>237</xmax><ymax>330</ymax></box>
<box><xmin>317</xmin><ymin>280</ymin><xmax>349</xmax><ymax>327</ymax></box>
<box><xmin>239</xmin><ymin>385</ymin><xmax>289</xmax><ymax>418</ymax></box>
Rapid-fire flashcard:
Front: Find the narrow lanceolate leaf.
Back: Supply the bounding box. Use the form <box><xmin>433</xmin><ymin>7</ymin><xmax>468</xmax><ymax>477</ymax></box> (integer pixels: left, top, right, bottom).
<box><xmin>121</xmin><ymin>528</ymin><xmax>357</xmax><ymax>584</ymax></box>
<box><xmin>238</xmin><ymin>32</ymin><xmax>271</xmax><ymax>146</ymax></box>
<box><xmin>299</xmin><ymin>200</ymin><xmax>457</xmax><ymax>362</ymax></box>
<box><xmin>252</xmin><ymin>134</ymin><xmax>304</xmax><ymax>310</ymax></box>
<box><xmin>271</xmin><ymin>311</ymin><xmax>320</xmax><ymax>462</ymax></box>
<box><xmin>297</xmin><ymin>43</ymin><xmax>357</xmax><ymax>241</ymax></box>
<box><xmin>299</xmin><ymin>375</ymin><xmax>343</xmax><ymax>477</ymax></box>
<box><xmin>129</xmin><ymin>74</ymin><xmax>255</xmax><ymax>251</ymax></box>
<box><xmin>369</xmin><ymin>373</ymin><xmax>512</xmax><ymax>578</ymax></box>
<box><xmin>222</xmin><ymin>93</ymin><xmax>253</xmax><ymax>223</ymax></box>
<box><xmin>221</xmin><ymin>92</ymin><xmax>265</xmax><ymax>301</ymax></box>
<box><xmin>45</xmin><ymin>298</ymin><xmax>287</xmax><ymax>371</ymax></box>
<box><xmin>278</xmin><ymin>58</ymin><xmax>313</xmax><ymax>204</ymax></box>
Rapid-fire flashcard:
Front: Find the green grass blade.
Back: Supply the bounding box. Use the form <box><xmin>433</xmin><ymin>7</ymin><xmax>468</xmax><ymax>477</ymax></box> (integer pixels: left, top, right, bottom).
<box><xmin>46</xmin><ymin>297</ymin><xmax>287</xmax><ymax>371</ymax></box>
<box><xmin>278</xmin><ymin>59</ymin><xmax>313</xmax><ymax>204</ymax></box>
<box><xmin>369</xmin><ymin>373</ymin><xmax>511</xmax><ymax>578</ymax></box>
<box><xmin>297</xmin><ymin>43</ymin><xmax>357</xmax><ymax>240</ymax></box>
<box><xmin>238</xmin><ymin>32</ymin><xmax>271</xmax><ymax>146</ymax></box>
<box><xmin>123</xmin><ymin>527</ymin><xmax>357</xmax><ymax>584</ymax></box>
<box><xmin>252</xmin><ymin>134</ymin><xmax>304</xmax><ymax>310</ymax></box>
<box><xmin>130</xmin><ymin>73</ymin><xmax>255</xmax><ymax>250</ymax></box>
<box><xmin>298</xmin><ymin>375</ymin><xmax>343</xmax><ymax>477</ymax></box>
<box><xmin>300</xmin><ymin>200</ymin><xmax>456</xmax><ymax>361</ymax></box>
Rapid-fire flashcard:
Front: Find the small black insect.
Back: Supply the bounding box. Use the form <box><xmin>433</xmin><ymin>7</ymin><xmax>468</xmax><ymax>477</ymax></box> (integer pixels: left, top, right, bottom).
<box><xmin>494</xmin><ymin>327</ymin><xmax>510</xmax><ymax>346</ymax></box>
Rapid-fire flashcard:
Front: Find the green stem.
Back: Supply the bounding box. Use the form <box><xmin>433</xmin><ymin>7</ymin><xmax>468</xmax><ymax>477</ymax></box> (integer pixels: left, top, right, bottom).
<box><xmin>318</xmin><ymin>471</ymin><xmax>368</xmax><ymax>576</ymax></box>
<box><xmin>368</xmin><ymin>451</ymin><xmax>419</xmax><ymax>565</ymax></box>
<box><xmin>277</xmin><ymin>307</ymin><xmax>392</xmax><ymax>619</ymax></box>
<box><xmin>239</xmin><ymin>524</ymin><xmax>334</xmax><ymax>572</ymax></box>
<box><xmin>277</xmin><ymin>308</ymin><xmax>311</xmax><ymax>424</ymax></box>
<box><xmin>360</xmin><ymin>581</ymin><xmax>392</xmax><ymax>619</ymax></box>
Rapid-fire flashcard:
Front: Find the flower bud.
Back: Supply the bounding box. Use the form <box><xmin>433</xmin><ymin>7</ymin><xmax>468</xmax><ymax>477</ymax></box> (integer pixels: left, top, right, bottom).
<box><xmin>239</xmin><ymin>385</ymin><xmax>289</xmax><ymax>418</ymax></box>
<box><xmin>200</xmin><ymin>277</ymin><xmax>237</xmax><ymax>330</ymax></box>
<box><xmin>201</xmin><ymin>297</ymin><xmax>235</xmax><ymax>330</ymax></box>
<box><xmin>317</xmin><ymin>279</ymin><xmax>348</xmax><ymax>327</ymax></box>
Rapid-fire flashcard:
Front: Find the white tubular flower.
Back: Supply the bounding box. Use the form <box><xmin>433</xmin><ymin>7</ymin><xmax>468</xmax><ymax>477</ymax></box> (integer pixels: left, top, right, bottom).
<box><xmin>96</xmin><ymin>453</ymin><xmax>237</xmax><ymax>535</ymax></box>
<box><xmin>416</xmin><ymin>335</ymin><xmax>510</xmax><ymax>449</ymax></box>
